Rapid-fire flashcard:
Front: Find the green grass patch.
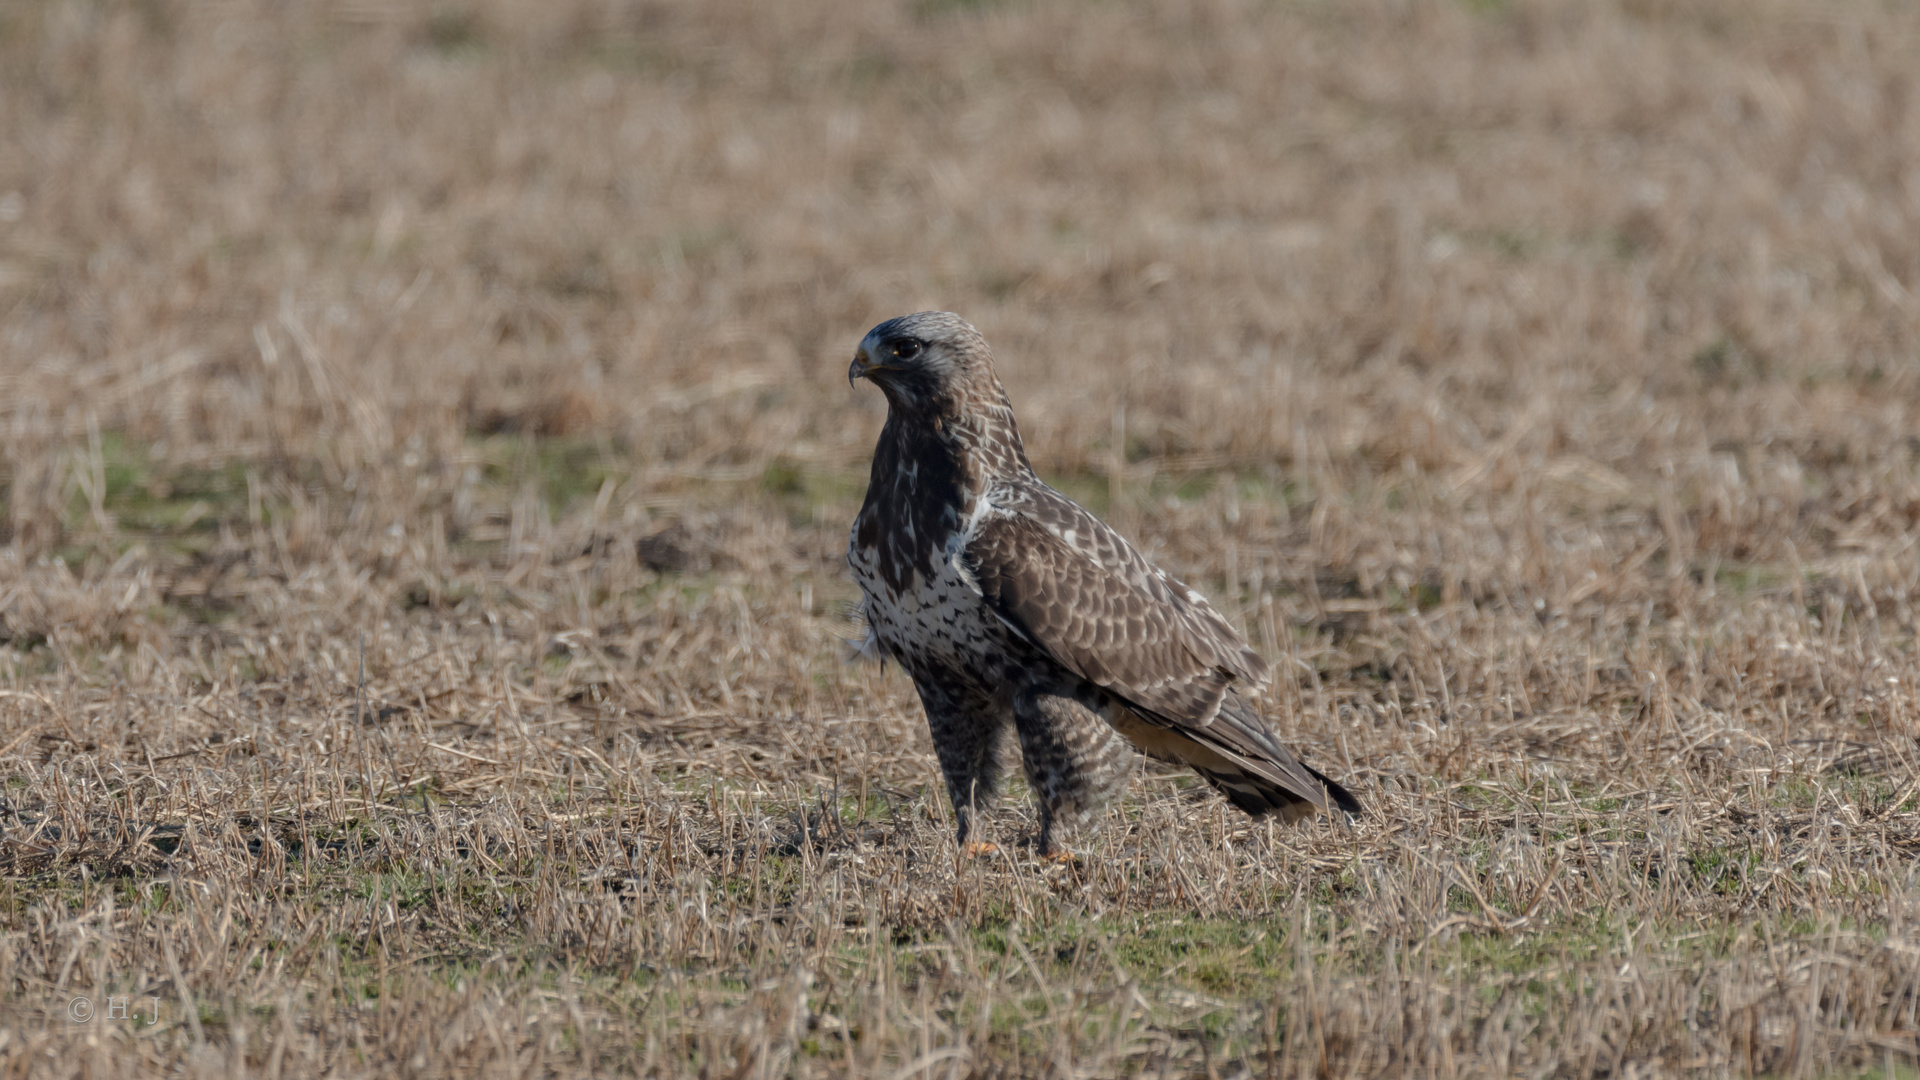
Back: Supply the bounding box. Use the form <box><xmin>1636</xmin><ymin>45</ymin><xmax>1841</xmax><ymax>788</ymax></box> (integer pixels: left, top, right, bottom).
<box><xmin>759</xmin><ymin>458</ymin><xmax>868</xmax><ymax>525</ymax></box>
<box><xmin>468</xmin><ymin>433</ymin><xmax>624</xmax><ymax>518</ymax></box>
<box><xmin>64</xmin><ymin>431</ymin><xmax>272</xmax><ymax>550</ymax></box>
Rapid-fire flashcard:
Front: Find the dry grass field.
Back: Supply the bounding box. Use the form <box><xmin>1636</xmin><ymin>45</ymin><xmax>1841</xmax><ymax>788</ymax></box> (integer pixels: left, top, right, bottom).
<box><xmin>3</xmin><ymin>0</ymin><xmax>1920</xmax><ymax>1075</ymax></box>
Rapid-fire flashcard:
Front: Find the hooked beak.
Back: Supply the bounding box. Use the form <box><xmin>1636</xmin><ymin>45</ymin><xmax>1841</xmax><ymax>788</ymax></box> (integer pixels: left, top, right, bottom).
<box><xmin>849</xmin><ymin>345</ymin><xmax>881</xmax><ymax>388</ymax></box>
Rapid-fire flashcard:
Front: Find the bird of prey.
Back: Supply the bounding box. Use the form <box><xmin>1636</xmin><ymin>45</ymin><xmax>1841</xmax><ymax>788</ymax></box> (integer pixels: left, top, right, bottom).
<box><xmin>846</xmin><ymin>311</ymin><xmax>1361</xmax><ymax>856</ymax></box>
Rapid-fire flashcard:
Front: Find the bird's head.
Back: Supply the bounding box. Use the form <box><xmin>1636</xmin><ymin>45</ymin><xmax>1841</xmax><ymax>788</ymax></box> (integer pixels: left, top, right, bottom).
<box><xmin>849</xmin><ymin>311</ymin><xmax>999</xmax><ymax>414</ymax></box>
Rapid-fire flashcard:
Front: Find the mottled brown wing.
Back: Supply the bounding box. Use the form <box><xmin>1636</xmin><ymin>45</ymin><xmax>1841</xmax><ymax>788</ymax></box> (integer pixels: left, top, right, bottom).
<box><xmin>963</xmin><ymin>487</ymin><xmax>1268</xmax><ymax>726</ymax></box>
<box><xmin>965</xmin><ymin>492</ymin><xmax>1353</xmax><ymax>817</ymax></box>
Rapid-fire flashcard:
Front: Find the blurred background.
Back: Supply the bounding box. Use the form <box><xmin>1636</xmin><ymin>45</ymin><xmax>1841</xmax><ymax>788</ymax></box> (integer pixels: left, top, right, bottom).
<box><xmin>3</xmin><ymin>0</ymin><xmax>1915</xmax><ymax>590</ymax></box>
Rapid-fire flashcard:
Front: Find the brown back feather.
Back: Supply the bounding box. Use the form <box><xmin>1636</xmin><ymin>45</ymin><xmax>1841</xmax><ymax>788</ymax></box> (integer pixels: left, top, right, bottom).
<box><xmin>965</xmin><ymin>483</ymin><xmax>1268</xmax><ymax>727</ymax></box>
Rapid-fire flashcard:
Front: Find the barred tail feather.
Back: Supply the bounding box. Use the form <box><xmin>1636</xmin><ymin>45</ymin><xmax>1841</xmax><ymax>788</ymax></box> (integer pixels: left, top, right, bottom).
<box><xmin>1193</xmin><ymin>766</ymin><xmax>1325</xmax><ymax>823</ymax></box>
<box><xmin>1104</xmin><ymin>694</ymin><xmax>1362</xmax><ymax>823</ymax></box>
<box><xmin>1303</xmin><ymin>762</ymin><xmax>1364</xmax><ymax>816</ymax></box>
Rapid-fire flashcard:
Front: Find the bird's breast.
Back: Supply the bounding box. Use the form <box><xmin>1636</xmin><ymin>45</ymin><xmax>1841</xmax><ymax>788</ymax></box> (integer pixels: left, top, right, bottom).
<box><xmin>850</xmin><ymin>517</ymin><xmax>1009</xmax><ymax>680</ymax></box>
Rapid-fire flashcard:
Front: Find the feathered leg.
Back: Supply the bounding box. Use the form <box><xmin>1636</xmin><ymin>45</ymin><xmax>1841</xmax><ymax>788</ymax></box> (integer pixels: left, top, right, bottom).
<box><xmin>1013</xmin><ymin>683</ymin><xmax>1136</xmax><ymax>856</ymax></box>
<box><xmin>913</xmin><ymin>679</ymin><xmax>1010</xmax><ymax>848</ymax></box>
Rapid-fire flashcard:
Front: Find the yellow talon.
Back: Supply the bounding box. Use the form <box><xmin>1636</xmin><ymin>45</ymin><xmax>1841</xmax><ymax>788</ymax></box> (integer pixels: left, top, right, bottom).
<box><xmin>961</xmin><ymin>841</ymin><xmax>999</xmax><ymax>857</ymax></box>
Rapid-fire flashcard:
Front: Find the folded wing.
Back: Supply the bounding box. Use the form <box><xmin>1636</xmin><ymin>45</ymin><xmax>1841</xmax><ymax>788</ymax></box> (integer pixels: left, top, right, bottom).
<box><xmin>964</xmin><ymin>486</ymin><xmax>1358</xmax><ymax>818</ymax></box>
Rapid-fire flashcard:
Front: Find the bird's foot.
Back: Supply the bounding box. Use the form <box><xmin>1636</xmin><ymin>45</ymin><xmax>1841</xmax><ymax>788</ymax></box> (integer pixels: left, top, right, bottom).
<box><xmin>1038</xmin><ymin>848</ymin><xmax>1080</xmax><ymax>867</ymax></box>
<box><xmin>960</xmin><ymin>841</ymin><xmax>1000</xmax><ymax>857</ymax></box>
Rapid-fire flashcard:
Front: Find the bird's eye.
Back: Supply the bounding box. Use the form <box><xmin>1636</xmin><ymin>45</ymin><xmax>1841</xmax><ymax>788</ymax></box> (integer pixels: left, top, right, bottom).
<box><xmin>891</xmin><ymin>339</ymin><xmax>923</xmax><ymax>361</ymax></box>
